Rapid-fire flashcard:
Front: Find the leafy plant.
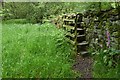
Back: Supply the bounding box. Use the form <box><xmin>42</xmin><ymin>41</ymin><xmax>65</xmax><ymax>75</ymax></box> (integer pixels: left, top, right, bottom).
<box><xmin>92</xmin><ymin>48</ymin><xmax>120</xmax><ymax>78</ymax></box>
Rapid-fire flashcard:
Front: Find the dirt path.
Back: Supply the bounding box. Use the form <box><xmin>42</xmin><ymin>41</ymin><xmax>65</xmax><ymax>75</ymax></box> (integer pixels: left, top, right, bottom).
<box><xmin>73</xmin><ymin>54</ymin><xmax>93</xmax><ymax>78</ymax></box>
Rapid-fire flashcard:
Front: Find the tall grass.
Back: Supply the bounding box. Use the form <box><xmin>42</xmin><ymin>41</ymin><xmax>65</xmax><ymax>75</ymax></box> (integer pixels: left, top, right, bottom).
<box><xmin>2</xmin><ymin>23</ymin><xmax>78</xmax><ymax>78</ymax></box>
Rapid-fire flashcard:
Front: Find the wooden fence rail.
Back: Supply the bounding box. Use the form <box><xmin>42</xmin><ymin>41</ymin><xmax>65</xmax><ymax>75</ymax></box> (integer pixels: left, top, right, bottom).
<box><xmin>62</xmin><ymin>13</ymin><xmax>89</xmax><ymax>56</ymax></box>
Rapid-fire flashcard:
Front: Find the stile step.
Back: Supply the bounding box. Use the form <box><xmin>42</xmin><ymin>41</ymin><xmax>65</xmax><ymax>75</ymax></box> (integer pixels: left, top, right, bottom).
<box><xmin>80</xmin><ymin>51</ymin><xmax>88</xmax><ymax>55</ymax></box>
<box><xmin>77</xmin><ymin>34</ymin><xmax>85</xmax><ymax>37</ymax></box>
<box><xmin>77</xmin><ymin>41</ymin><xmax>88</xmax><ymax>46</ymax></box>
<box><xmin>78</xmin><ymin>51</ymin><xmax>90</xmax><ymax>57</ymax></box>
<box><xmin>77</xmin><ymin>28</ymin><xmax>84</xmax><ymax>31</ymax></box>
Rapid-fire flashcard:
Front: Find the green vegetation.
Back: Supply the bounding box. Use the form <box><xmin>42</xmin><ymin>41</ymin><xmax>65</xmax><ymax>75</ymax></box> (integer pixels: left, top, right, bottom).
<box><xmin>2</xmin><ymin>23</ymin><xmax>79</xmax><ymax>78</ymax></box>
<box><xmin>1</xmin><ymin>2</ymin><xmax>120</xmax><ymax>78</ymax></box>
<box><xmin>92</xmin><ymin>49</ymin><xmax>120</xmax><ymax>78</ymax></box>
<box><xmin>1</xmin><ymin>2</ymin><xmax>117</xmax><ymax>23</ymax></box>
<box><xmin>2</xmin><ymin>19</ymin><xmax>29</xmax><ymax>24</ymax></box>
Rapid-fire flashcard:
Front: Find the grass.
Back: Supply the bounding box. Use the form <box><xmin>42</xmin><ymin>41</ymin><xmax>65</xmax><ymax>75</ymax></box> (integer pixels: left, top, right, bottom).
<box><xmin>2</xmin><ymin>22</ymin><xmax>79</xmax><ymax>78</ymax></box>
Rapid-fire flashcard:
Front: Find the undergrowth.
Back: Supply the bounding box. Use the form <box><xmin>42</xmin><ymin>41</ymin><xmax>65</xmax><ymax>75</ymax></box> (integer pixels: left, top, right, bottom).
<box><xmin>92</xmin><ymin>48</ymin><xmax>120</xmax><ymax>78</ymax></box>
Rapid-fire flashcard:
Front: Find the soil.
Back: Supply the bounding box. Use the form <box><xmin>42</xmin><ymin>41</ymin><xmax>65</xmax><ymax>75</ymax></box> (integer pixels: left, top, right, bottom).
<box><xmin>73</xmin><ymin>54</ymin><xmax>93</xmax><ymax>78</ymax></box>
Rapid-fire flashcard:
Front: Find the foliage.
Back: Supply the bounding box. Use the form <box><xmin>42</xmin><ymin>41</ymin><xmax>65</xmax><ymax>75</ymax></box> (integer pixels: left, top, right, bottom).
<box><xmin>2</xmin><ymin>23</ymin><xmax>79</xmax><ymax>78</ymax></box>
<box><xmin>85</xmin><ymin>2</ymin><xmax>120</xmax><ymax>78</ymax></box>
<box><xmin>2</xmin><ymin>19</ymin><xmax>29</xmax><ymax>24</ymax></box>
<box><xmin>2</xmin><ymin>2</ymin><xmax>32</xmax><ymax>20</ymax></box>
<box><xmin>2</xmin><ymin>2</ymin><xmax>64</xmax><ymax>23</ymax></box>
<box><xmin>2</xmin><ymin>2</ymin><xmax>107</xmax><ymax>23</ymax></box>
<box><xmin>2</xmin><ymin>2</ymin><xmax>120</xmax><ymax>78</ymax></box>
<box><xmin>92</xmin><ymin>48</ymin><xmax>120</xmax><ymax>78</ymax></box>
